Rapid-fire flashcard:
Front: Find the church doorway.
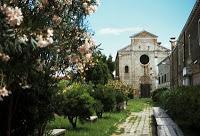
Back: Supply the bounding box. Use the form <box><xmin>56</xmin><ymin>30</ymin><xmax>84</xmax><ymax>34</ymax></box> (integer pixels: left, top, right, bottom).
<box><xmin>140</xmin><ymin>84</ymin><xmax>151</xmax><ymax>98</ymax></box>
<box><xmin>139</xmin><ymin>54</ymin><xmax>151</xmax><ymax>98</ymax></box>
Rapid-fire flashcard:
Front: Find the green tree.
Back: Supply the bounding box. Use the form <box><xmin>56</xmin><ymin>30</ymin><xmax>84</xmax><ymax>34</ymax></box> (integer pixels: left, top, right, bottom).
<box><xmin>85</xmin><ymin>51</ymin><xmax>115</xmax><ymax>85</ymax></box>
<box><xmin>90</xmin><ymin>84</ymin><xmax>116</xmax><ymax>114</ymax></box>
<box><xmin>59</xmin><ymin>83</ymin><xmax>94</xmax><ymax>128</ymax></box>
<box><xmin>85</xmin><ymin>60</ymin><xmax>110</xmax><ymax>85</ymax></box>
<box><xmin>106</xmin><ymin>55</ymin><xmax>115</xmax><ymax>78</ymax></box>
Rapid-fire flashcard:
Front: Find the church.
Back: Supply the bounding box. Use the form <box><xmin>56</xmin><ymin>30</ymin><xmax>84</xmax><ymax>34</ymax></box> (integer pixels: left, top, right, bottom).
<box><xmin>115</xmin><ymin>30</ymin><xmax>170</xmax><ymax>97</ymax></box>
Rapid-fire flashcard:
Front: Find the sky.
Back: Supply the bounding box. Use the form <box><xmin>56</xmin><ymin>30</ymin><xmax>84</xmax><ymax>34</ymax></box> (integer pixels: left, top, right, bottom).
<box><xmin>88</xmin><ymin>0</ymin><xmax>196</xmax><ymax>59</ymax></box>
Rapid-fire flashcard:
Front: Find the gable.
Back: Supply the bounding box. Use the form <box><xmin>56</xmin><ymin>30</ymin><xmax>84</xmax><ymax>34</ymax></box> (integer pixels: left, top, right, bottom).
<box><xmin>130</xmin><ymin>30</ymin><xmax>158</xmax><ymax>39</ymax></box>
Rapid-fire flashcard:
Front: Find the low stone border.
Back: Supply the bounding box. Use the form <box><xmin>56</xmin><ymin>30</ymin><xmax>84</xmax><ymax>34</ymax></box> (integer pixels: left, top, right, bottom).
<box><xmin>51</xmin><ymin>129</ymin><xmax>66</xmax><ymax>136</ymax></box>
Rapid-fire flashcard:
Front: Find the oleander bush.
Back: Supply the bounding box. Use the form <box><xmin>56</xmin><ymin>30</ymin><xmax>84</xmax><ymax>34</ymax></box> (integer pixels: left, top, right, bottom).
<box><xmin>0</xmin><ymin>0</ymin><xmax>99</xmax><ymax>135</ymax></box>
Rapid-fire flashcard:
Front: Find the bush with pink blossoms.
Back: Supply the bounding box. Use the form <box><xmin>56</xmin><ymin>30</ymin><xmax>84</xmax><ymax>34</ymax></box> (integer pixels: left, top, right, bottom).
<box><xmin>0</xmin><ymin>0</ymin><xmax>100</xmax><ymax>135</ymax></box>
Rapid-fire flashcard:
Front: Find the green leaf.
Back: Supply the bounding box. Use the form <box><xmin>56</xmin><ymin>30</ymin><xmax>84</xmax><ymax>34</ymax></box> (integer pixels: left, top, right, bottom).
<box><xmin>31</xmin><ymin>37</ymin><xmax>37</xmax><ymax>49</ymax></box>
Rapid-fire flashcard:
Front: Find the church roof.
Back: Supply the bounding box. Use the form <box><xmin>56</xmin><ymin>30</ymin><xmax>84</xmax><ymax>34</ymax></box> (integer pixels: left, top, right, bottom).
<box><xmin>118</xmin><ymin>45</ymin><xmax>131</xmax><ymax>52</ymax></box>
<box><xmin>130</xmin><ymin>30</ymin><xmax>158</xmax><ymax>38</ymax></box>
<box><xmin>157</xmin><ymin>45</ymin><xmax>171</xmax><ymax>52</ymax></box>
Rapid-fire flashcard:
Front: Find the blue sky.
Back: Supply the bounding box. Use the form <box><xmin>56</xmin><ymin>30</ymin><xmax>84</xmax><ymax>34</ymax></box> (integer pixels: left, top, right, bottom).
<box><xmin>88</xmin><ymin>0</ymin><xmax>196</xmax><ymax>59</ymax></box>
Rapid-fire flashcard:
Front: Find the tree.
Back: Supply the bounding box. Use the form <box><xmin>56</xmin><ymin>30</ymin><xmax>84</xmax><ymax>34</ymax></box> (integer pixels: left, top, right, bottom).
<box><xmin>59</xmin><ymin>83</ymin><xmax>94</xmax><ymax>128</ymax></box>
<box><xmin>85</xmin><ymin>60</ymin><xmax>110</xmax><ymax>85</ymax></box>
<box><xmin>90</xmin><ymin>84</ymin><xmax>116</xmax><ymax>114</ymax></box>
<box><xmin>0</xmin><ymin>0</ymin><xmax>99</xmax><ymax>135</ymax></box>
<box><xmin>106</xmin><ymin>55</ymin><xmax>115</xmax><ymax>78</ymax></box>
<box><xmin>85</xmin><ymin>51</ymin><xmax>115</xmax><ymax>85</ymax></box>
<box><xmin>106</xmin><ymin>80</ymin><xmax>133</xmax><ymax>110</ymax></box>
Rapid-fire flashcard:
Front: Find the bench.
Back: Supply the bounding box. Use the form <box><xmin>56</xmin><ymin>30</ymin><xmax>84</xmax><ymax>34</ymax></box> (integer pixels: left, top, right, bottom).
<box><xmin>153</xmin><ymin>107</ymin><xmax>169</xmax><ymax>118</ymax></box>
<box><xmin>87</xmin><ymin>116</ymin><xmax>98</xmax><ymax>122</ymax></box>
<box><xmin>153</xmin><ymin>107</ymin><xmax>184</xmax><ymax>136</ymax></box>
<box><xmin>51</xmin><ymin>129</ymin><xmax>66</xmax><ymax>136</ymax></box>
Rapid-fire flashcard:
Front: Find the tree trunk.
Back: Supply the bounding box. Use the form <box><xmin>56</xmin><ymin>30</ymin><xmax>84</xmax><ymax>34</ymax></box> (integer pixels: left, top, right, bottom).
<box><xmin>68</xmin><ymin>116</ymin><xmax>77</xmax><ymax>128</ymax></box>
<box><xmin>6</xmin><ymin>95</ymin><xmax>13</xmax><ymax>136</ymax></box>
<box><xmin>38</xmin><ymin>122</ymin><xmax>47</xmax><ymax>136</ymax></box>
<box><xmin>97</xmin><ymin>112</ymin><xmax>103</xmax><ymax>118</ymax></box>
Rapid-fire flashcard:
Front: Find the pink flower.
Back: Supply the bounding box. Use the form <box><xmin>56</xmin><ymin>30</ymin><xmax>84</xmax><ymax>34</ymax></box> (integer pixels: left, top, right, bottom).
<box><xmin>1</xmin><ymin>5</ymin><xmax>23</xmax><ymax>27</ymax></box>
<box><xmin>36</xmin><ymin>28</ymin><xmax>54</xmax><ymax>48</ymax></box>
<box><xmin>52</xmin><ymin>15</ymin><xmax>62</xmax><ymax>25</ymax></box>
<box><xmin>70</xmin><ymin>55</ymin><xmax>80</xmax><ymax>63</ymax></box>
<box><xmin>64</xmin><ymin>0</ymin><xmax>72</xmax><ymax>5</ymax></box>
<box><xmin>47</xmin><ymin>29</ymin><xmax>54</xmax><ymax>37</ymax></box>
<box><xmin>86</xmin><ymin>53</ymin><xmax>92</xmax><ymax>60</ymax></box>
<box><xmin>0</xmin><ymin>87</ymin><xmax>9</xmax><ymax>97</ymax></box>
<box><xmin>36</xmin><ymin>35</ymin><xmax>49</xmax><ymax>48</ymax></box>
<box><xmin>0</xmin><ymin>52</ymin><xmax>10</xmax><ymax>62</ymax></box>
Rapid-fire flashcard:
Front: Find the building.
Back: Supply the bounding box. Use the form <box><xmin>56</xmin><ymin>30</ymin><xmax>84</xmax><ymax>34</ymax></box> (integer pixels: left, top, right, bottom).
<box><xmin>170</xmin><ymin>0</ymin><xmax>200</xmax><ymax>87</ymax></box>
<box><xmin>116</xmin><ymin>30</ymin><xmax>170</xmax><ymax>97</ymax></box>
<box><xmin>157</xmin><ymin>56</ymin><xmax>170</xmax><ymax>89</ymax></box>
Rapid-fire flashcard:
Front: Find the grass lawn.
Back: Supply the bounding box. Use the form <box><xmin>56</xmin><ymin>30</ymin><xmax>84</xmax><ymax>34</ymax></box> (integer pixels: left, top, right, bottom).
<box><xmin>127</xmin><ymin>98</ymin><xmax>152</xmax><ymax>112</ymax></box>
<box><xmin>47</xmin><ymin>98</ymin><xmax>152</xmax><ymax>136</ymax></box>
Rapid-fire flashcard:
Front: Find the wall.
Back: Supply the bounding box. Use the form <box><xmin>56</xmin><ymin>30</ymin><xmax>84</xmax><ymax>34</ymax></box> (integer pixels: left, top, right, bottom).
<box><xmin>116</xmin><ymin>31</ymin><xmax>170</xmax><ymax>96</ymax></box>
<box><xmin>157</xmin><ymin>57</ymin><xmax>170</xmax><ymax>89</ymax></box>
<box><xmin>171</xmin><ymin>1</ymin><xmax>200</xmax><ymax>87</ymax></box>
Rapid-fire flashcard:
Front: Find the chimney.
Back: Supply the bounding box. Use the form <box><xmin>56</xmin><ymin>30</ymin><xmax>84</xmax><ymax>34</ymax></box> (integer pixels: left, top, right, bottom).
<box><xmin>170</xmin><ymin>37</ymin><xmax>176</xmax><ymax>50</ymax></box>
<box><xmin>157</xmin><ymin>42</ymin><xmax>161</xmax><ymax>46</ymax></box>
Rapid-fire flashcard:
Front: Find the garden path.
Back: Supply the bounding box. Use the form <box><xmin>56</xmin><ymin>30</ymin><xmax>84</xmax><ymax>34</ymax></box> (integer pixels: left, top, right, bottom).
<box><xmin>112</xmin><ymin>107</ymin><xmax>154</xmax><ymax>136</ymax></box>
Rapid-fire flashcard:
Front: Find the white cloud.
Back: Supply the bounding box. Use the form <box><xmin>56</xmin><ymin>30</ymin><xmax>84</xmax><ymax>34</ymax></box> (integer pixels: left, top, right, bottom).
<box><xmin>98</xmin><ymin>27</ymin><xmax>143</xmax><ymax>35</ymax></box>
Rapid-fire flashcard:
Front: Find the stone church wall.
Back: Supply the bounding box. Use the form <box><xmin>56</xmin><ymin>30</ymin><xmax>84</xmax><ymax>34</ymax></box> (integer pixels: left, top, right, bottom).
<box><xmin>116</xmin><ymin>31</ymin><xmax>170</xmax><ymax>97</ymax></box>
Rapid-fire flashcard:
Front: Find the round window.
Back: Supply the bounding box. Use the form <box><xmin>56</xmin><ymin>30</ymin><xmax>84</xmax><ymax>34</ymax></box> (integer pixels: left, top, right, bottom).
<box><xmin>140</xmin><ymin>54</ymin><xmax>149</xmax><ymax>64</ymax></box>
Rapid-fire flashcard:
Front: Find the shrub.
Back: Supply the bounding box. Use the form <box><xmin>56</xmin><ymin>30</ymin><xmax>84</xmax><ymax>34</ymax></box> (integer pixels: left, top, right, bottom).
<box><xmin>92</xmin><ymin>84</ymin><xmax>116</xmax><ymax>113</ymax></box>
<box><xmin>0</xmin><ymin>0</ymin><xmax>99</xmax><ymax>135</ymax></box>
<box><xmin>115</xmin><ymin>90</ymin><xmax>126</xmax><ymax>104</ymax></box>
<box><xmin>58</xmin><ymin>83</ymin><xmax>95</xmax><ymax>128</ymax></box>
<box><xmin>93</xmin><ymin>100</ymin><xmax>104</xmax><ymax>118</ymax></box>
<box><xmin>156</xmin><ymin>86</ymin><xmax>200</xmax><ymax>128</ymax></box>
<box><xmin>106</xmin><ymin>80</ymin><xmax>130</xmax><ymax>111</ymax></box>
<box><xmin>127</xmin><ymin>88</ymin><xmax>134</xmax><ymax>99</ymax></box>
<box><xmin>115</xmin><ymin>90</ymin><xmax>126</xmax><ymax>111</ymax></box>
<box><xmin>151</xmin><ymin>87</ymin><xmax>168</xmax><ymax>102</ymax></box>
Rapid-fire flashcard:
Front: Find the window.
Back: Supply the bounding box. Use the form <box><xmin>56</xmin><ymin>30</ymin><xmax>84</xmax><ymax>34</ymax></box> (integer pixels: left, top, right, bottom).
<box><xmin>188</xmin><ymin>34</ymin><xmax>191</xmax><ymax>57</ymax></box>
<box><xmin>140</xmin><ymin>54</ymin><xmax>149</xmax><ymax>65</ymax></box>
<box><xmin>125</xmin><ymin>66</ymin><xmax>129</xmax><ymax>73</ymax></box>
<box><xmin>164</xmin><ymin>74</ymin><xmax>167</xmax><ymax>83</ymax></box>
<box><xmin>158</xmin><ymin>77</ymin><xmax>161</xmax><ymax>84</ymax></box>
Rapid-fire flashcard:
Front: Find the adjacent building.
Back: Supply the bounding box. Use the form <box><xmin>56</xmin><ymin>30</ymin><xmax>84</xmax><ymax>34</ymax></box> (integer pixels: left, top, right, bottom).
<box><xmin>116</xmin><ymin>30</ymin><xmax>170</xmax><ymax>97</ymax></box>
<box><xmin>170</xmin><ymin>0</ymin><xmax>200</xmax><ymax>87</ymax></box>
<box><xmin>157</xmin><ymin>56</ymin><xmax>170</xmax><ymax>89</ymax></box>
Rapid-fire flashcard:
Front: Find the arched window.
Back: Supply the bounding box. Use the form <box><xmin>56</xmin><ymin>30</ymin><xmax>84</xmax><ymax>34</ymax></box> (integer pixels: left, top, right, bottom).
<box><xmin>125</xmin><ymin>66</ymin><xmax>129</xmax><ymax>73</ymax></box>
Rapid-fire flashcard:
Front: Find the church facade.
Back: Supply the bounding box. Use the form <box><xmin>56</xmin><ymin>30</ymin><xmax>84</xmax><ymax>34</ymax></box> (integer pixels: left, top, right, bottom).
<box><xmin>115</xmin><ymin>30</ymin><xmax>170</xmax><ymax>97</ymax></box>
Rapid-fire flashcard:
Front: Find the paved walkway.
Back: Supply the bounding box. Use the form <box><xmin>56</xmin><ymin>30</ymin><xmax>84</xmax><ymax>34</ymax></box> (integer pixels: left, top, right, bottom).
<box><xmin>113</xmin><ymin>107</ymin><xmax>153</xmax><ymax>136</ymax></box>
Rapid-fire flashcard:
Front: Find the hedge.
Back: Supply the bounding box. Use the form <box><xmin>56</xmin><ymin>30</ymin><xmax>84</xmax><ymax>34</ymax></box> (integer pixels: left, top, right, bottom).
<box><xmin>152</xmin><ymin>86</ymin><xmax>200</xmax><ymax>128</ymax></box>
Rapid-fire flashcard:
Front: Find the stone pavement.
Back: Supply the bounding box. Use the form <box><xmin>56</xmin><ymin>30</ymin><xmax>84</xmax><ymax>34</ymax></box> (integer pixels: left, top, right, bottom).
<box><xmin>112</xmin><ymin>107</ymin><xmax>153</xmax><ymax>136</ymax></box>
